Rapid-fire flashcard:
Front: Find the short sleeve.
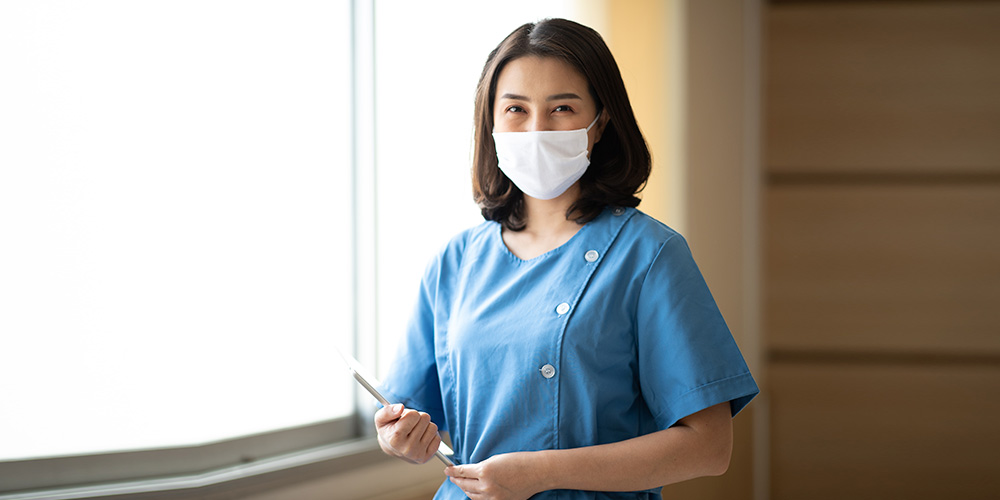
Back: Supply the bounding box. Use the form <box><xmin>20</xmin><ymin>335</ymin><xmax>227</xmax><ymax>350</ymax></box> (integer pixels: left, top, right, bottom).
<box><xmin>378</xmin><ymin>256</ymin><xmax>448</xmax><ymax>429</ymax></box>
<box><xmin>636</xmin><ymin>234</ymin><xmax>758</xmax><ymax>430</ymax></box>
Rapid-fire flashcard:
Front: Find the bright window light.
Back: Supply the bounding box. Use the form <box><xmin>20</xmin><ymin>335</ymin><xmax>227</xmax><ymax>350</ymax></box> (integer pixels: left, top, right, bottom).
<box><xmin>0</xmin><ymin>0</ymin><xmax>353</xmax><ymax>460</ymax></box>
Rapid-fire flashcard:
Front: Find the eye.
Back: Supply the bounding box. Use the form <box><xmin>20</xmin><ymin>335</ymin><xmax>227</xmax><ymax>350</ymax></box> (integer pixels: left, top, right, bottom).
<box><xmin>554</xmin><ymin>105</ymin><xmax>572</xmax><ymax>112</ymax></box>
<box><xmin>505</xmin><ymin>105</ymin><xmax>525</xmax><ymax>113</ymax></box>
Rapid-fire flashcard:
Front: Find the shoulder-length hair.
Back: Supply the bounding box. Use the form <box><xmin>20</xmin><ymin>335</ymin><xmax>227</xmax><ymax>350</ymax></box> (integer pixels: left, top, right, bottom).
<box><xmin>472</xmin><ymin>18</ymin><xmax>651</xmax><ymax>231</ymax></box>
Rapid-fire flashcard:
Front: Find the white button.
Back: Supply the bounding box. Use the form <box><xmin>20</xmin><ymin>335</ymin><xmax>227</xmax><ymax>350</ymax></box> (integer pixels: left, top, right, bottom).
<box><xmin>540</xmin><ymin>364</ymin><xmax>556</xmax><ymax>379</ymax></box>
<box><xmin>584</xmin><ymin>250</ymin><xmax>599</xmax><ymax>262</ymax></box>
<box><xmin>612</xmin><ymin>207</ymin><xmax>625</xmax><ymax>216</ymax></box>
<box><xmin>556</xmin><ymin>302</ymin><xmax>570</xmax><ymax>315</ymax></box>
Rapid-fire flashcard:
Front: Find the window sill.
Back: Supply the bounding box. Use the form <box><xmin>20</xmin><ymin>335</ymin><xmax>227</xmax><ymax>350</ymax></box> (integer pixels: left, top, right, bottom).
<box><xmin>0</xmin><ymin>437</ymin><xmax>443</xmax><ymax>500</ymax></box>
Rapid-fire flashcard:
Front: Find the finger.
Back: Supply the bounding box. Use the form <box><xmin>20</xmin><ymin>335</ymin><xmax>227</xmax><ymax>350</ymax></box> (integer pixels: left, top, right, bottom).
<box><xmin>410</xmin><ymin>414</ymin><xmax>437</xmax><ymax>460</ymax></box>
<box><xmin>444</xmin><ymin>464</ymin><xmax>477</xmax><ymax>479</ymax></box>
<box><xmin>390</xmin><ymin>413</ymin><xmax>434</xmax><ymax>459</ymax></box>
<box><xmin>373</xmin><ymin>404</ymin><xmax>404</xmax><ymax>426</ymax></box>
<box><xmin>392</xmin><ymin>409</ymin><xmax>424</xmax><ymax>438</ymax></box>
<box><xmin>408</xmin><ymin>411</ymin><xmax>434</xmax><ymax>439</ymax></box>
<box><xmin>417</xmin><ymin>417</ymin><xmax>438</xmax><ymax>447</ymax></box>
<box><xmin>424</xmin><ymin>433</ymin><xmax>442</xmax><ymax>461</ymax></box>
<box><xmin>411</xmin><ymin>426</ymin><xmax>437</xmax><ymax>462</ymax></box>
<box><xmin>448</xmin><ymin>475</ymin><xmax>481</xmax><ymax>494</ymax></box>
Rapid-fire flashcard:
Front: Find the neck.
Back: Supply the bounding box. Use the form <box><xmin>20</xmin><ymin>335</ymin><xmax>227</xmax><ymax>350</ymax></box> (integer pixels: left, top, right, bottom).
<box><xmin>500</xmin><ymin>185</ymin><xmax>584</xmax><ymax>260</ymax></box>
<box><xmin>520</xmin><ymin>184</ymin><xmax>582</xmax><ymax>237</ymax></box>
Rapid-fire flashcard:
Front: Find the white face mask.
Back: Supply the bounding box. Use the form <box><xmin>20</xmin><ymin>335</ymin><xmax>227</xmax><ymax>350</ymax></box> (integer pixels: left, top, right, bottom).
<box><xmin>493</xmin><ymin>114</ymin><xmax>600</xmax><ymax>200</ymax></box>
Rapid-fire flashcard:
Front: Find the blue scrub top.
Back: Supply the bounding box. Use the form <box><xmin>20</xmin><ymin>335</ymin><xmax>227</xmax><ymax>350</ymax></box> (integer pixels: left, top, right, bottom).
<box><xmin>381</xmin><ymin>207</ymin><xmax>759</xmax><ymax>499</ymax></box>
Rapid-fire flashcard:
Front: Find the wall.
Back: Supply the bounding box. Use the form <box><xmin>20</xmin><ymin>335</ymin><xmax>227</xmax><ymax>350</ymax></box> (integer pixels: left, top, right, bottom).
<box><xmin>764</xmin><ymin>1</ymin><xmax>1000</xmax><ymax>498</ymax></box>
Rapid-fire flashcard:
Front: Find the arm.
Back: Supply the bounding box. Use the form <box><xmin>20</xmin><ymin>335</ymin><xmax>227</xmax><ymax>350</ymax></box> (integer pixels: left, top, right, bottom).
<box><xmin>445</xmin><ymin>402</ymin><xmax>733</xmax><ymax>499</ymax></box>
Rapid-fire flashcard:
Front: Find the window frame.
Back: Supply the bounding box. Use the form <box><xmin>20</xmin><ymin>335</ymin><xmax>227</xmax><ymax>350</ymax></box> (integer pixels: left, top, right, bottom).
<box><xmin>0</xmin><ymin>1</ymin><xmax>379</xmax><ymax>497</ymax></box>
<box><xmin>0</xmin><ymin>418</ymin><xmax>366</xmax><ymax>497</ymax></box>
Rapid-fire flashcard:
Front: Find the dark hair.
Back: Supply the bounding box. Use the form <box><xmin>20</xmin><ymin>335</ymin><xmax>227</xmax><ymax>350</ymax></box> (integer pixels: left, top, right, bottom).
<box><xmin>472</xmin><ymin>18</ymin><xmax>651</xmax><ymax>231</ymax></box>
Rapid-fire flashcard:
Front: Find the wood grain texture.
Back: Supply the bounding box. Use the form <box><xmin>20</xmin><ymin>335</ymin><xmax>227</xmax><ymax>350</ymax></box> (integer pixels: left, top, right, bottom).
<box><xmin>765</xmin><ymin>2</ymin><xmax>1000</xmax><ymax>172</ymax></box>
<box><xmin>769</xmin><ymin>362</ymin><xmax>1000</xmax><ymax>500</ymax></box>
<box><xmin>765</xmin><ymin>183</ymin><xmax>1000</xmax><ymax>353</ymax></box>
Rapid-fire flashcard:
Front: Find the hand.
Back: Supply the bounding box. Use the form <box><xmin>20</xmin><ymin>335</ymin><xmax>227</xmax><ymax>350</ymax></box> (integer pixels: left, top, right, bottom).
<box><xmin>444</xmin><ymin>452</ymin><xmax>544</xmax><ymax>500</ymax></box>
<box><xmin>373</xmin><ymin>403</ymin><xmax>442</xmax><ymax>464</ymax></box>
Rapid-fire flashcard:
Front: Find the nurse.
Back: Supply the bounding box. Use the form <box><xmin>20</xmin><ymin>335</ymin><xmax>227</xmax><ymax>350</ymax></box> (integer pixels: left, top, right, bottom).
<box><xmin>374</xmin><ymin>18</ymin><xmax>758</xmax><ymax>500</ymax></box>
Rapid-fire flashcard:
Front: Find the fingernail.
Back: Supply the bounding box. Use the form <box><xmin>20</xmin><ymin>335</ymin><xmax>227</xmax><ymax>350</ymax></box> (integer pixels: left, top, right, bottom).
<box><xmin>392</xmin><ymin>404</ymin><xmax>403</xmax><ymax>414</ymax></box>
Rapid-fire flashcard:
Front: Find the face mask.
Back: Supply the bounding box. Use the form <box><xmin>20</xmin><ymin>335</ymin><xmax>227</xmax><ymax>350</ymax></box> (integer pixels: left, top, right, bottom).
<box><xmin>493</xmin><ymin>114</ymin><xmax>600</xmax><ymax>200</ymax></box>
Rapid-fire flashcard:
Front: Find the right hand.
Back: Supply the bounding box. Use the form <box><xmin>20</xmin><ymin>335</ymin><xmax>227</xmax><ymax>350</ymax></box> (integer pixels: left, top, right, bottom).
<box><xmin>374</xmin><ymin>403</ymin><xmax>442</xmax><ymax>464</ymax></box>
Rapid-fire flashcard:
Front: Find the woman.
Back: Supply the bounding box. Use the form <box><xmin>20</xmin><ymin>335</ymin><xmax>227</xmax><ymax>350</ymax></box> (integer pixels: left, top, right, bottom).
<box><xmin>374</xmin><ymin>18</ymin><xmax>758</xmax><ymax>500</ymax></box>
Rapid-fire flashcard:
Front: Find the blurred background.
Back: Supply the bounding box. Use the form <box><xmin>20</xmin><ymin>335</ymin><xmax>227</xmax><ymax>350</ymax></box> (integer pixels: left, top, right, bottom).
<box><xmin>1</xmin><ymin>0</ymin><xmax>997</xmax><ymax>499</ymax></box>
<box><xmin>628</xmin><ymin>1</ymin><xmax>1000</xmax><ymax>499</ymax></box>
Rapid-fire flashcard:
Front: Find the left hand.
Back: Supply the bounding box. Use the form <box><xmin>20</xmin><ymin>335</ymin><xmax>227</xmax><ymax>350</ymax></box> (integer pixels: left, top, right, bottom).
<box><xmin>444</xmin><ymin>452</ymin><xmax>544</xmax><ymax>500</ymax></box>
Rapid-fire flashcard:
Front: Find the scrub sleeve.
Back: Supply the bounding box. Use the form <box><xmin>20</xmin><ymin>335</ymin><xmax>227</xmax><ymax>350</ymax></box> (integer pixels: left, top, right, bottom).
<box><xmin>636</xmin><ymin>234</ymin><xmax>757</xmax><ymax>429</ymax></box>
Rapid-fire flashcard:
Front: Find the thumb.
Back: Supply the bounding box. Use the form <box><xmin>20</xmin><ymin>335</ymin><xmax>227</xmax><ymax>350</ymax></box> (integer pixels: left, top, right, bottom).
<box><xmin>444</xmin><ymin>464</ymin><xmax>475</xmax><ymax>478</ymax></box>
<box><xmin>374</xmin><ymin>403</ymin><xmax>404</xmax><ymax>426</ymax></box>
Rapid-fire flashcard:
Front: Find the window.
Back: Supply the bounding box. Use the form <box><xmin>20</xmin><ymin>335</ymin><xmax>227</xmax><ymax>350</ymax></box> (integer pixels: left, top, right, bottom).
<box><xmin>0</xmin><ymin>0</ymin><xmax>355</xmax><ymax>491</ymax></box>
<box><xmin>0</xmin><ymin>1</ymin><xmax>603</xmax><ymax>497</ymax></box>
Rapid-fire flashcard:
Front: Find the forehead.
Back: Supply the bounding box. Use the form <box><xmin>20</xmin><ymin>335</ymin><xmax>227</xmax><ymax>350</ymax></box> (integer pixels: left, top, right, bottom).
<box><xmin>494</xmin><ymin>56</ymin><xmax>590</xmax><ymax>97</ymax></box>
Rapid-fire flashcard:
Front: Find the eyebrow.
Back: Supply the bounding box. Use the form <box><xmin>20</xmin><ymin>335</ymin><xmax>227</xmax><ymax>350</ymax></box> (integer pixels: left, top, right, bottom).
<box><xmin>498</xmin><ymin>92</ymin><xmax>584</xmax><ymax>102</ymax></box>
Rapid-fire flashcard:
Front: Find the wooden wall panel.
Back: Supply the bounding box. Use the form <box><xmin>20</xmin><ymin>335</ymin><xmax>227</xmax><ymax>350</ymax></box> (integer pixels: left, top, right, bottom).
<box><xmin>769</xmin><ymin>363</ymin><xmax>1000</xmax><ymax>500</ymax></box>
<box><xmin>765</xmin><ymin>3</ymin><xmax>1000</xmax><ymax>173</ymax></box>
<box><xmin>765</xmin><ymin>2</ymin><xmax>1000</xmax><ymax>500</ymax></box>
<box><xmin>766</xmin><ymin>183</ymin><xmax>1000</xmax><ymax>353</ymax></box>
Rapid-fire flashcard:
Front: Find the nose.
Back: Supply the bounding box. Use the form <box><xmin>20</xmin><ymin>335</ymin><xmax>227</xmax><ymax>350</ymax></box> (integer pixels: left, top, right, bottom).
<box><xmin>526</xmin><ymin>114</ymin><xmax>552</xmax><ymax>132</ymax></box>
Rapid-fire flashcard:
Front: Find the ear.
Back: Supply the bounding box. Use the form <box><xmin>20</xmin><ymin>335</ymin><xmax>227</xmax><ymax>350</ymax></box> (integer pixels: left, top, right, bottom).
<box><xmin>592</xmin><ymin>109</ymin><xmax>611</xmax><ymax>144</ymax></box>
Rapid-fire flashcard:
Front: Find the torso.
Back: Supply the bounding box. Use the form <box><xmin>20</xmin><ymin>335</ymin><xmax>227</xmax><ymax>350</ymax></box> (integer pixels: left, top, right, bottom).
<box><xmin>380</xmin><ymin>206</ymin><xmax>759</xmax><ymax>500</ymax></box>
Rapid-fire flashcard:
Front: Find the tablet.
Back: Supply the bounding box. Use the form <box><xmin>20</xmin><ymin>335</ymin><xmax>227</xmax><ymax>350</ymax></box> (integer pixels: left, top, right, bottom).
<box><xmin>335</xmin><ymin>348</ymin><xmax>456</xmax><ymax>466</ymax></box>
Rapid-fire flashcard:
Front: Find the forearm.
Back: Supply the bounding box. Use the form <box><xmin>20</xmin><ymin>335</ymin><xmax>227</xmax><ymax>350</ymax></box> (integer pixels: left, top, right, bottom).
<box><xmin>532</xmin><ymin>403</ymin><xmax>733</xmax><ymax>492</ymax></box>
<box><xmin>443</xmin><ymin>403</ymin><xmax>734</xmax><ymax>497</ymax></box>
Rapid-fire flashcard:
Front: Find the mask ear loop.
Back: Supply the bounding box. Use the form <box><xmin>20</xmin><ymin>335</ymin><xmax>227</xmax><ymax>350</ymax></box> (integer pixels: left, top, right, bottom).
<box><xmin>585</xmin><ymin>109</ymin><xmax>602</xmax><ymax>132</ymax></box>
